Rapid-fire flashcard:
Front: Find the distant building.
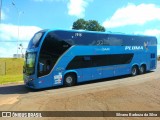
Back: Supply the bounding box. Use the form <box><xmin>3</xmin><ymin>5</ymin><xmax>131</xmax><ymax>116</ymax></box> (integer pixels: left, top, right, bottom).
<box><xmin>13</xmin><ymin>54</ymin><xmax>25</xmax><ymax>58</ymax></box>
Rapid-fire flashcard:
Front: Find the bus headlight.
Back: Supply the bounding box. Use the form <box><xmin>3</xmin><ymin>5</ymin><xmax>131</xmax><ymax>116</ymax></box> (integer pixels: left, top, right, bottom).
<box><xmin>29</xmin><ymin>78</ymin><xmax>34</xmax><ymax>81</ymax></box>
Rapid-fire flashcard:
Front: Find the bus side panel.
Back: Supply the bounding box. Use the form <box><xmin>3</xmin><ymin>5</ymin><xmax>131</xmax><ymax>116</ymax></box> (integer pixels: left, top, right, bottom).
<box><xmin>114</xmin><ymin>64</ymin><xmax>131</xmax><ymax>76</ymax></box>
<box><xmin>80</xmin><ymin>68</ymin><xmax>92</xmax><ymax>82</ymax></box>
<box><xmin>91</xmin><ymin>67</ymin><xmax>102</xmax><ymax>80</ymax></box>
<box><xmin>102</xmin><ymin>66</ymin><xmax>114</xmax><ymax>78</ymax></box>
<box><xmin>37</xmin><ymin>75</ymin><xmax>55</xmax><ymax>89</ymax></box>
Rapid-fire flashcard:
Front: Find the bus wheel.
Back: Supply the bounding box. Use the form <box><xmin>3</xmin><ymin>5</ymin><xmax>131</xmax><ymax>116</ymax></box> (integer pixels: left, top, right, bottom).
<box><xmin>139</xmin><ymin>65</ymin><xmax>146</xmax><ymax>74</ymax></box>
<box><xmin>64</xmin><ymin>73</ymin><xmax>76</xmax><ymax>87</ymax></box>
<box><xmin>131</xmin><ymin>66</ymin><xmax>138</xmax><ymax>76</ymax></box>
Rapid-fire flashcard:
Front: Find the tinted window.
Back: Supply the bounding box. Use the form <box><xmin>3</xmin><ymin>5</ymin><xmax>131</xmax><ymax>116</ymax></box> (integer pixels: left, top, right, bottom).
<box><xmin>66</xmin><ymin>54</ymin><xmax>134</xmax><ymax>70</ymax></box>
<box><xmin>54</xmin><ymin>31</ymin><xmax>98</xmax><ymax>45</ymax></box>
<box><xmin>108</xmin><ymin>54</ymin><xmax>133</xmax><ymax>65</ymax></box>
<box><xmin>109</xmin><ymin>35</ymin><xmax>157</xmax><ymax>46</ymax></box>
<box><xmin>66</xmin><ymin>56</ymin><xmax>93</xmax><ymax>70</ymax></box>
<box><xmin>66</xmin><ymin>57</ymin><xmax>83</xmax><ymax>70</ymax></box>
<box><xmin>54</xmin><ymin>31</ymin><xmax>75</xmax><ymax>45</ymax></box>
<box><xmin>28</xmin><ymin>32</ymin><xmax>45</xmax><ymax>49</ymax></box>
<box><xmin>53</xmin><ymin>30</ymin><xmax>157</xmax><ymax>46</ymax></box>
<box><xmin>42</xmin><ymin>32</ymin><xmax>71</xmax><ymax>55</ymax></box>
<box><xmin>75</xmin><ymin>33</ymin><xmax>97</xmax><ymax>45</ymax></box>
<box><xmin>96</xmin><ymin>34</ymin><xmax>124</xmax><ymax>46</ymax></box>
<box><xmin>38</xmin><ymin>31</ymin><xmax>71</xmax><ymax>77</ymax></box>
<box><xmin>92</xmin><ymin>54</ymin><xmax>133</xmax><ymax>66</ymax></box>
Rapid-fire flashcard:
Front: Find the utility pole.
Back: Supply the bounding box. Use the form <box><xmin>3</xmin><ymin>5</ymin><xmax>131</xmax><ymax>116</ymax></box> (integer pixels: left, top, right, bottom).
<box><xmin>0</xmin><ymin>0</ymin><xmax>2</xmax><ymax>23</ymax></box>
<box><xmin>12</xmin><ymin>1</ymin><xmax>19</xmax><ymax>56</ymax></box>
<box><xmin>12</xmin><ymin>1</ymin><xmax>24</xmax><ymax>57</ymax></box>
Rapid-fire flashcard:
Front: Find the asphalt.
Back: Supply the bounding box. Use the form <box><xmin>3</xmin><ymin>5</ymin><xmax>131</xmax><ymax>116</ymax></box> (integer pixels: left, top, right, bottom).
<box><xmin>0</xmin><ymin>62</ymin><xmax>160</xmax><ymax>120</ymax></box>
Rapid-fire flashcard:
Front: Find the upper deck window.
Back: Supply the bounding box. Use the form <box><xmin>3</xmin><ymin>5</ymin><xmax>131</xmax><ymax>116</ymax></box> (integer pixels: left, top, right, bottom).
<box><xmin>27</xmin><ymin>32</ymin><xmax>44</xmax><ymax>49</ymax></box>
<box><xmin>32</xmin><ymin>32</ymin><xmax>43</xmax><ymax>45</ymax></box>
<box><xmin>53</xmin><ymin>30</ymin><xmax>157</xmax><ymax>46</ymax></box>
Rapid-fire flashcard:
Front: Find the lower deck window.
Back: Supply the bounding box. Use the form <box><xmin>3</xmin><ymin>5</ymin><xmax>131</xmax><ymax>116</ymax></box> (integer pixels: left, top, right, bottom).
<box><xmin>66</xmin><ymin>54</ymin><xmax>134</xmax><ymax>70</ymax></box>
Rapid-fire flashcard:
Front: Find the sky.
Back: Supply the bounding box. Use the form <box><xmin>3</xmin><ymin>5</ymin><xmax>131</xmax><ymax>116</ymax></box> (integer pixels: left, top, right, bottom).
<box><xmin>0</xmin><ymin>0</ymin><xmax>160</xmax><ymax>57</ymax></box>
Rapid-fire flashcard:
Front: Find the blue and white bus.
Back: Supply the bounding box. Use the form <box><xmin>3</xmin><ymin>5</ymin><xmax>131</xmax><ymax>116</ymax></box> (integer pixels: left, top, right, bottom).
<box><xmin>23</xmin><ymin>29</ymin><xmax>157</xmax><ymax>89</ymax></box>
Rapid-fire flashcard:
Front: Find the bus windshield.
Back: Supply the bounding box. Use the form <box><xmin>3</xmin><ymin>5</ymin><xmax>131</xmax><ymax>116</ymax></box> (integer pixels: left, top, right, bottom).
<box><xmin>24</xmin><ymin>52</ymin><xmax>36</xmax><ymax>75</ymax></box>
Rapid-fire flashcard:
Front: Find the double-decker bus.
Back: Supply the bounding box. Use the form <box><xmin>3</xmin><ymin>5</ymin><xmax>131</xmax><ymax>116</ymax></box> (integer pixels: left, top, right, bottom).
<box><xmin>23</xmin><ymin>29</ymin><xmax>157</xmax><ymax>89</ymax></box>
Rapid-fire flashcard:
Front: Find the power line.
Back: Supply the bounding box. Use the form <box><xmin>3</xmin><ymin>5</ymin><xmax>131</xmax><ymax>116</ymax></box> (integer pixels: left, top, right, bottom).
<box><xmin>0</xmin><ymin>41</ymin><xmax>29</xmax><ymax>42</ymax></box>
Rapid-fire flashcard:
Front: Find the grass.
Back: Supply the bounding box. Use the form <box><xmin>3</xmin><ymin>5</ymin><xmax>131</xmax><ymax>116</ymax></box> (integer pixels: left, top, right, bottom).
<box><xmin>0</xmin><ymin>58</ymin><xmax>24</xmax><ymax>84</ymax></box>
<box><xmin>0</xmin><ymin>58</ymin><xmax>24</xmax><ymax>75</ymax></box>
<box><xmin>0</xmin><ymin>74</ymin><xmax>23</xmax><ymax>84</ymax></box>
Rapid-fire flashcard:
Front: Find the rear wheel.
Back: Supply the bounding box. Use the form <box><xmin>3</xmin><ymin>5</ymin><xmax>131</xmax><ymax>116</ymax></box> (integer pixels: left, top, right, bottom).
<box><xmin>131</xmin><ymin>66</ymin><xmax>138</xmax><ymax>76</ymax></box>
<box><xmin>64</xmin><ymin>73</ymin><xmax>76</xmax><ymax>87</ymax></box>
<box><xmin>139</xmin><ymin>65</ymin><xmax>146</xmax><ymax>74</ymax></box>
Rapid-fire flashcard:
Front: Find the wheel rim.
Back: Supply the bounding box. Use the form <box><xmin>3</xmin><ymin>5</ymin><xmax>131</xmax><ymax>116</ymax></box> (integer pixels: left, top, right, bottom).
<box><xmin>66</xmin><ymin>76</ymin><xmax>72</xmax><ymax>84</ymax></box>
<box><xmin>140</xmin><ymin>66</ymin><xmax>144</xmax><ymax>73</ymax></box>
<box><xmin>132</xmin><ymin>67</ymin><xmax>137</xmax><ymax>75</ymax></box>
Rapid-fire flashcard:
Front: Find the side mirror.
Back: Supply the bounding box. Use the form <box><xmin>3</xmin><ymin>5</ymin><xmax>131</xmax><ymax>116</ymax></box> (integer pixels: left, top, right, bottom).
<box><xmin>39</xmin><ymin>62</ymin><xmax>44</xmax><ymax>72</ymax></box>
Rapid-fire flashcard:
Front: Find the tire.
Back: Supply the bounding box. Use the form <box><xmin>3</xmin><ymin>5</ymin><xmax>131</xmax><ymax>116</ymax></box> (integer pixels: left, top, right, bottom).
<box><xmin>64</xmin><ymin>73</ymin><xmax>76</xmax><ymax>87</ymax></box>
<box><xmin>131</xmin><ymin>66</ymin><xmax>138</xmax><ymax>76</ymax></box>
<box><xmin>139</xmin><ymin>65</ymin><xmax>146</xmax><ymax>74</ymax></box>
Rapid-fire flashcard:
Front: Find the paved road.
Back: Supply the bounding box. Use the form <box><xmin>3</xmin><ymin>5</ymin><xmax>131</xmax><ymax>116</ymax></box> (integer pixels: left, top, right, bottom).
<box><xmin>0</xmin><ymin>62</ymin><xmax>160</xmax><ymax>119</ymax></box>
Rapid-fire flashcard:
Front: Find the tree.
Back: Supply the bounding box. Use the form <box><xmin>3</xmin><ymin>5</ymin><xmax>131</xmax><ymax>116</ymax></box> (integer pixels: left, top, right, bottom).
<box><xmin>72</xmin><ymin>19</ymin><xmax>87</xmax><ymax>30</ymax></box>
<box><xmin>72</xmin><ymin>19</ymin><xmax>105</xmax><ymax>32</ymax></box>
<box><xmin>158</xmin><ymin>55</ymin><xmax>160</xmax><ymax>61</ymax></box>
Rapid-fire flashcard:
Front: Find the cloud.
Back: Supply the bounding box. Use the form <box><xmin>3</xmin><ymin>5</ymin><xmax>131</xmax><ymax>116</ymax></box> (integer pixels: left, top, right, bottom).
<box><xmin>0</xmin><ymin>24</ymin><xmax>42</xmax><ymax>41</ymax></box>
<box><xmin>142</xmin><ymin>29</ymin><xmax>160</xmax><ymax>37</ymax></box>
<box><xmin>0</xmin><ymin>44</ymin><xmax>17</xmax><ymax>58</ymax></box>
<box><xmin>0</xmin><ymin>24</ymin><xmax>42</xmax><ymax>57</ymax></box>
<box><xmin>135</xmin><ymin>29</ymin><xmax>160</xmax><ymax>41</ymax></box>
<box><xmin>67</xmin><ymin>0</ymin><xmax>92</xmax><ymax>18</ymax></box>
<box><xmin>33</xmin><ymin>0</ymin><xmax>52</xmax><ymax>2</ymax></box>
<box><xmin>33</xmin><ymin>0</ymin><xmax>66</xmax><ymax>2</ymax></box>
<box><xmin>143</xmin><ymin>29</ymin><xmax>160</xmax><ymax>56</ymax></box>
<box><xmin>135</xmin><ymin>29</ymin><xmax>160</xmax><ymax>44</ymax></box>
<box><xmin>103</xmin><ymin>3</ymin><xmax>160</xmax><ymax>28</ymax></box>
<box><xmin>143</xmin><ymin>29</ymin><xmax>160</xmax><ymax>46</ymax></box>
<box><xmin>33</xmin><ymin>0</ymin><xmax>92</xmax><ymax>18</ymax></box>
<box><xmin>134</xmin><ymin>29</ymin><xmax>160</xmax><ymax>55</ymax></box>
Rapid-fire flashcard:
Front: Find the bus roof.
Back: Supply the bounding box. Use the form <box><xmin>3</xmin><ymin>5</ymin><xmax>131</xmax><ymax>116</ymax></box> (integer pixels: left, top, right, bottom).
<box><xmin>44</xmin><ymin>29</ymin><xmax>157</xmax><ymax>38</ymax></box>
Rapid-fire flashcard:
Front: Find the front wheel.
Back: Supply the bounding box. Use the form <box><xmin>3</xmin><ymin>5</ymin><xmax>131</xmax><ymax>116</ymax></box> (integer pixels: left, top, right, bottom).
<box><xmin>64</xmin><ymin>74</ymin><xmax>76</xmax><ymax>87</ymax></box>
<box><xmin>131</xmin><ymin>66</ymin><xmax>138</xmax><ymax>76</ymax></box>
